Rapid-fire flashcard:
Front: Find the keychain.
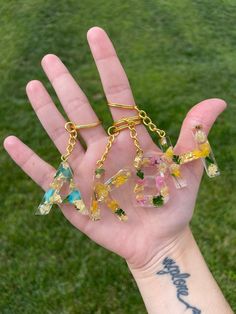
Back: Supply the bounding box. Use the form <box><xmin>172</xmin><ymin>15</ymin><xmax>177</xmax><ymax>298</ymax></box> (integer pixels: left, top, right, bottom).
<box><xmin>89</xmin><ymin>103</ymin><xmax>220</xmax><ymax>220</ymax></box>
<box><xmin>89</xmin><ymin>115</ymin><xmax>141</xmax><ymax>221</ymax></box>
<box><xmin>36</xmin><ymin>121</ymin><xmax>101</xmax><ymax>215</ymax></box>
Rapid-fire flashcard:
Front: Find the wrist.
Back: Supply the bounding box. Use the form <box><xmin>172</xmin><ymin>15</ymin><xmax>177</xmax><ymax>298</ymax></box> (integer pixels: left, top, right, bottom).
<box><xmin>126</xmin><ymin>225</ymin><xmax>233</xmax><ymax>314</ymax></box>
<box><xmin>126</xmin><ymin>225</ymin><xmax>193</xmax><ymax>278</ymax></box>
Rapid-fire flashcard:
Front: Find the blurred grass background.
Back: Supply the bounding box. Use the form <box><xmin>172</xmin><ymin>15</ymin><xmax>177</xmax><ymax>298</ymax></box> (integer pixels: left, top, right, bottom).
<box><xmin>0</xmin><ymin>0</ymin><xmax>236</xmax><ymax>313</ymax></box>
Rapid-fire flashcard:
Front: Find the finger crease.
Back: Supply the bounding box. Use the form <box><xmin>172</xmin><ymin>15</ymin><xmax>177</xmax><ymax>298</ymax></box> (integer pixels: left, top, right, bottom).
<box><xmin>66</xmin><ymin>97</ymin><xmax>92</xmax><ymax>119</ymax></box>
<box><xmin>106</xmin><ymin>85</ymin><xmax>131</xmax><ymax>98</ymax></box>
<box><xmin>35</xmin><ymin>100</ymin><xmax>55</xmax><ymax>115</ymax></box>
<box><xmin>51</xmin><ymin>71</ymin><xmax>70</xmax><ymax>85</ymax></box>
<box><xmin>20</xmin><ymin>151</ymin><xmax>35</xmax><ymax>169</ymax></box>
<box><xmin>96</xmin><ymin>53</ymin><xmax>116</xmax><ymax>63</ymax></box>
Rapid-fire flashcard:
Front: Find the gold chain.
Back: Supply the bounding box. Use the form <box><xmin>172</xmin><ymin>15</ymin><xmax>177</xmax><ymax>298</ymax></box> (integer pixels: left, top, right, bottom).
<box><xmin>96</xmin><ymin>117</ymin><xmax>144</xmax><ymax>169</ymax></box>
<box><xmin>108</xmin><ymin>103</ymin><xmax>166</xmax><ymax>138</ymax></box>
<box><xmin>127</xmin><ymin>121</ymin><xmax>143</xmax><ymax>157</ymax></box>
<box><xmin>134</xmin><ymin>106</ymin><xmax>166</xmax><ymax>138</ymax></box>
<box><xmin>61</xmin><ymin>122</ymin><xmax>78</xmax><ymax>162</ymax></box>
<box><xmin>113</xmin><ymin>115</ymin><xmax>141</xmax><ymax>131</ymax></box>
<box><xmin>96</xmin><ymin>129</ymin><xmax>119</xmax><ymax>169</ymax></box>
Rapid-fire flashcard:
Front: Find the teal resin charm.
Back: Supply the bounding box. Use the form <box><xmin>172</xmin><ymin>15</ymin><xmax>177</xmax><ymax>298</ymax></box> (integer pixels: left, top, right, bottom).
<box><xmin>36</xmin><ymin>162</ymin><xmax>88</xmax><ymax>215</ymax></box>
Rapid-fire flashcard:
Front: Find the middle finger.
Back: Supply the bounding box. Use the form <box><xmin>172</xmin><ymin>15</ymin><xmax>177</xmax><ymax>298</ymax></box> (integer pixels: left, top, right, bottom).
<box><xmin>87</xmin><ymin>27</ymin><xmax>154</xmax><ymax>148</ymax></box>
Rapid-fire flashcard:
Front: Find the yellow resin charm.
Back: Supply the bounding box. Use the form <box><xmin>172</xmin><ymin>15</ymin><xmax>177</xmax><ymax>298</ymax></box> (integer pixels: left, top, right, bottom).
<box><xmin>193</xmin><ymin>126</ymin><xmax>220</xmax><ymax>178</ymax></box>
<box><xmin>90</xmin><ymin>168</ymin><xmax>131</xmax><ymax>221</ymax></box>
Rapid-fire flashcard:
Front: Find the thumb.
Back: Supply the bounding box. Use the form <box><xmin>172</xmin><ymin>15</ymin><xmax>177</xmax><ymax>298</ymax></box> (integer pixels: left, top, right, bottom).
<box><xmin>175</xmin><ymin>98</ymin><xmax>227</xmax><ymax>154</ymax></box>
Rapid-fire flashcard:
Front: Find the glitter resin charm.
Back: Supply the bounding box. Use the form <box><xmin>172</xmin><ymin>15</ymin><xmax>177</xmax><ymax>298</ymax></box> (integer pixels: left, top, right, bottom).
<box><xmin>90</xmin><ymin>168</ymin><xmax>131</xmax><ymax>221</ymax></box>
<box><xmin>132</xmin><ymin>136</ymin><xmax>187</xmax><ymax>208</ymax></box>
<box><xmin>134</xmin><ymin>148</ymin><xmax>187</xmax><ymax>208</ymax></box>
<box><xmin>193</xmin><ymin>125</ymin><xmax>220</xmax><ymax>178</ymax></box>
<box><xmin>98</xmin><ymin>103</ymin><xmax>222</xmax><ymax>217</ymax></box>
<box><xmin>36</xmin><ymin>162</ymin><xmax>88</xmax><ymax>215</ymax></box>
<box><xmin>134</xmin><ymin>155</ymin><xmax>170</xmax><ymax>207</ymax></box>
<box><xmin>159</xmin><ymin>136</ymin><xmax>187</xmax><ymax>189</ymax></box>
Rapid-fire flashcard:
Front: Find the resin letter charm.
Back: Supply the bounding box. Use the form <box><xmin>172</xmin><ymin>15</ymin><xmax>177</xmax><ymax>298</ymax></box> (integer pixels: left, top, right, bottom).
<box><xmin>36</xmin><ymin>162</ymin><xmax>88</xmax><ymax>215</ymax></box>
<box><xmin>193</xmin><ymin>125</ymin><xmax>220</xmax><ymax>177</ymax></box>
<box><xmin>90</xmin><ymin>168</ymin><xmax>131</xmax><ymax>221</ymax></box>
<box><xmin>134</xmin><ymin>148</ymin><xmax>187</xmax><ymax>208</ymax></box>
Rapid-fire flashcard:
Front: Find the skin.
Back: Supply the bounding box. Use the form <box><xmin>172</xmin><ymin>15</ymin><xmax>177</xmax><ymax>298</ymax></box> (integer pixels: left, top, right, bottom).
<box><xmin>3</xmin><ymin>26</ymin><xmax>226</xmax><ymax>272</ymax></box>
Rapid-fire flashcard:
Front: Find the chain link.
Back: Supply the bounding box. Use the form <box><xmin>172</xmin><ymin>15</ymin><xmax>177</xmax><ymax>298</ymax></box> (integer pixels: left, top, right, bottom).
<box><xmin>96</xmin><ymin>119</ymin><xmax>144</xmax><ymax>169</ymax></box>
<box><xmin>127</xmin><ymin>122</ymin><xmax>143</xmax><ymax>157</ymax></box>
<box><xmin>96</xmin><ymin>131</ymin><xmax>119</xmax><ymax>169</ymax></box>
<box><xmin>61</xmin><ymin>122</ymin><xmax>78</xmax><ymax>162</ymax></box>
<box><xmin>134</xmin><ymin>106</ymin><xmax>166</xmax><ymax>138</ymax></box>
<box><xmin>108</xmin><ymin>102</ymin><xmax>166</xmax><ymax>138</ymax></box>
<box><xmin>96</xmin><ymin>105</ymin><xmax>165</xmax><ymax>169</ymax></box>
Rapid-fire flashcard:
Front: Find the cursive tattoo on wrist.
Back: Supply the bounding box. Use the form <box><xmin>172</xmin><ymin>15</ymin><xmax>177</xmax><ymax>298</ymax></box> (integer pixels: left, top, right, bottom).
<box><xmin>156</xmin><ymin>257</ymin><xmax>201</xmax><ymax>314</ymax></box>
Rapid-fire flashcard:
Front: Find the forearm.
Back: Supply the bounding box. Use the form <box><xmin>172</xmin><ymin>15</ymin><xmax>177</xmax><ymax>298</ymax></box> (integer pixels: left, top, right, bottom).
<box><xmin>127</xmin><ymin>226</ymin><xmax>233</xmax><ymax>314</ymax></box>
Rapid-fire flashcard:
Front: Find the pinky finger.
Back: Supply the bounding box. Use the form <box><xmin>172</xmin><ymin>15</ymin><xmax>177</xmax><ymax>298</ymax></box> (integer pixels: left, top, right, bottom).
<box><xmin>3</xmin><ymin>135</ymin><xmax>55</xmax><ymax>191</ymax></box>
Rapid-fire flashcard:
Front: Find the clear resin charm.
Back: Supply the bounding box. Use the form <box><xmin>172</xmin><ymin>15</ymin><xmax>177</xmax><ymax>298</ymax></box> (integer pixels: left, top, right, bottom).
<box><xmin>158</xmin><ymin>137</ymin><xmax>186</xmax><ymax>189</ymax></box>
<box><xmin>65</xmin><ymin>187</ymin><xmax>88</xmax><ymax>215</ymax></box>
<box><xmin>36</xmin><ymin>162</ymin><xmax>88</xmax><ymax>215</ymax></box>
<box><xmin>134</xmin><ymin>152</ymin><xmax>187</xmax><ymax>208</ymax></box>
<box><xmin>158</xmin><ymin>136</ymin><xmax>173</xmax><ymax>153</ymax></box>
<box><xmin>90</xmin><ymin>168</ymin><xmax>106</xmax><ymax>220</ymax></box>
<box><xmin>90</xmin><ymin>168</ymin><xmax>131</xmax><ymax>221</ymax></box>
<box><xmin>193</xmin><ymin>126</ymin><xmax>220</xmax><ymax>178</ymax></box>
<box><xmin>134</xmin><ymin>155</ymin><xmax>170</xmax><ymax>207</ymax></box>
<box><xmin>106</xmin><ymin>196</ymin><xmax>128</xmax><ymax>221</ymax></box>
<box><xmin>162</xmin><ymin>147</ymin><xmax>187</xmax><ymax>189</ymax></box>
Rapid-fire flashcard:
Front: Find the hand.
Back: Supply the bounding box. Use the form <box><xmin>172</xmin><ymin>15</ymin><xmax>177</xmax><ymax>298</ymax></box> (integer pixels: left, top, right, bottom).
<box><xmin>4</xmin><ymin>27</ymin><xmax>226</xmax><ymax>271</ymax></box>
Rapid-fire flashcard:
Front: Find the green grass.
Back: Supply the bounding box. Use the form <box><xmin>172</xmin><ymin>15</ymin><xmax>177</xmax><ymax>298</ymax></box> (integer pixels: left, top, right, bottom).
<box><xmin>1</xmin><ymin>1</ymin><xmax>236</xmax><ymax>313</ymax></box>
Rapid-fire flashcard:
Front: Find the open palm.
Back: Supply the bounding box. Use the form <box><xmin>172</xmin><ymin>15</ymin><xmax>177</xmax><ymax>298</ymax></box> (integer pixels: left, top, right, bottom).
<box><xmin>4</xmin><ymin>27</ymin><xmax>226</xmax><ymax>270</ymax></box>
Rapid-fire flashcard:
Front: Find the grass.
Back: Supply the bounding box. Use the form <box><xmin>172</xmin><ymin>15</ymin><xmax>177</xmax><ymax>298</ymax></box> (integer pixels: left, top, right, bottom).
<box><xmin>0</xmin><ymin>0</ymin><xmax>236</xmax><ymax>313</ymax></box>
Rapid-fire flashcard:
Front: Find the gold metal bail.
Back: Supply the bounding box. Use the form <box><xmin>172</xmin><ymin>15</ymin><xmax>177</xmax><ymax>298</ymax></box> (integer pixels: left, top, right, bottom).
<box><xmin>108</xmin><ymin>102</ymin><xmax>136</xmax><ymax>110</ymax></box>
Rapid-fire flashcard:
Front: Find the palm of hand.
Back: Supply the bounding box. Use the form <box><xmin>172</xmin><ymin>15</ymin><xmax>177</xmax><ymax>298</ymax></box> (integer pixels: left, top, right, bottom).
<box><xmin>4</xmin><ymin>27</ymin><xmax>226</xmax><ymax>269</ymax></box>
<box><xmin>76</xmin><ymin>128</ymin><xmax>201</xmax><ymax>268</ymax></box>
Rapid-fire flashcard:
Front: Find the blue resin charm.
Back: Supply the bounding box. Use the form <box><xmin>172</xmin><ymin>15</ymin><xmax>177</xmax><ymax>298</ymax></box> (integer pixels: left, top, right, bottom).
<box><xmin>36</xmin><ymin>162</ymin><xmax>88</xmax><ymax>215</ymax></box>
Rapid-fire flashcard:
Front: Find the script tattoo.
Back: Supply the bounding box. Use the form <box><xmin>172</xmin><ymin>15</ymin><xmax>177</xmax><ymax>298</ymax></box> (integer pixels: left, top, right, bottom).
<box><xmin>156</xmin><ymin>257</ymin><xmax>201</xmax><ymax>314</ymax></box>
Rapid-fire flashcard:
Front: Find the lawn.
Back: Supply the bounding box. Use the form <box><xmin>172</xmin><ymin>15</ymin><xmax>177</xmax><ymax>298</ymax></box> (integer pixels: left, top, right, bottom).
<box><xmin>0</xmin><ymin>1</ymin><xmax>235</xmax><ymax>313</ymax></box>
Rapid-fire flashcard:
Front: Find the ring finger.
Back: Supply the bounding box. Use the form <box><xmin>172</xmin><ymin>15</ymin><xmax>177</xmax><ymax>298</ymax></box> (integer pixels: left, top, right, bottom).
<box><xmin>41</xmin><ymin>54</ymin><xmax>106</xmax><ymax>146</ymax></box>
